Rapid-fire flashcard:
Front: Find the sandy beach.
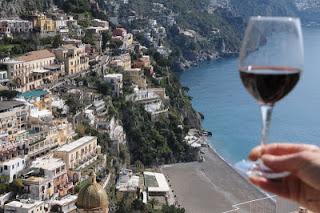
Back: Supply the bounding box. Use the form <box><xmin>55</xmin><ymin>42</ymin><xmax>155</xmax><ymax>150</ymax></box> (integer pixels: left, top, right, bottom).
<box><xmin>162</xmin><ymin>147</ymin><xmax>275</xmax><ymax>213</ymax></box>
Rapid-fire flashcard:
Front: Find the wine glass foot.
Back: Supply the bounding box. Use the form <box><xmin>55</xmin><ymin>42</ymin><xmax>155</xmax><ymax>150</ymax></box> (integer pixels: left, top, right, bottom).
<box><xmin>235</xmin><ymin>160</ymin><xmax>290</xmax><ymax>179</ymax></box>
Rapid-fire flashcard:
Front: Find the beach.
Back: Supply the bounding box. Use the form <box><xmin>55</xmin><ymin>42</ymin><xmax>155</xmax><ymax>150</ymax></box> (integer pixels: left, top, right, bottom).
<box><xmin>162</xmin><ymin>147</ymin><xmax>275</xmax><ymax>213</ymax></box>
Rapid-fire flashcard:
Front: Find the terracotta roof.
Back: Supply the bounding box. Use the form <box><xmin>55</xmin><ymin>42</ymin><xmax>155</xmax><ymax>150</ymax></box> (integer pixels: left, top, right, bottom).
<box><xmin>16</xmin><ymin>49</ymin><xmax>55</xmax><ymax>62</ymax></box>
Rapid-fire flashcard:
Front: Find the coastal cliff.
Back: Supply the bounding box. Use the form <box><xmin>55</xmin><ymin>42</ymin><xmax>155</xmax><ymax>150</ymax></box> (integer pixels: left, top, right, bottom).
<box><xmin>0</xmin><ymin>0</ymin><xmax>53</xmax><ymax>17</ymax></box>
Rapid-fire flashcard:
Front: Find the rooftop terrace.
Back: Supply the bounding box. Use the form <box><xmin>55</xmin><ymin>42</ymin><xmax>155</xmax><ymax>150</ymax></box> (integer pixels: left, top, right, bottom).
<box><xmin>55</xmin><ymin>136</ymin><xmax>96</xmax><ymax>153</ymax></box>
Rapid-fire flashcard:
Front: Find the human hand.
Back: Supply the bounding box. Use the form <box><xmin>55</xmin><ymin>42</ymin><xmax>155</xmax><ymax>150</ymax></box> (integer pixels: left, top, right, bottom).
<box><xmin>248</xmin><ymin>143</ymin><xmax>320</xmax><ymax>212</ymax></box>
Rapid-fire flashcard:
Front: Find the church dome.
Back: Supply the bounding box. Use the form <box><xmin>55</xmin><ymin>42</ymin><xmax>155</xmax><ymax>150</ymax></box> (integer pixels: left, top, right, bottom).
<box><xmin>76</xmin><ymin>172</ymin><xmax>109</xmax><ymax>211</ymax></box>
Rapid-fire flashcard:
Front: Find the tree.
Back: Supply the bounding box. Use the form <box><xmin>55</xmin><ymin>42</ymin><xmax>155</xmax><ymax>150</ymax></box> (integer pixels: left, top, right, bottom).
<box><xmin>109</xmin><ymin>39</ymin><xmax>123</xmax><ymax>49</ymax></box>
<box><xmin>65</xmin><ymin>94</ymin><xmax>83</xmax><ymax>115</ymax></box>
<box><xmin>102</xmin><ymin>31</ymin><xmax>112</xmax><ymax>51</ymax></box>
<box><xmin>162</xmin><ymin>205</ymin><xmax>186</xmax><ymax>213</ymax></box>
<box><xmin>83</xmin><ymin>31</ymin><xmax>96</xmax><ymax>45</ymax></box>
<box><xmin>131</xmin><ymin>199</ymin><xmax>147</xmax><ymax>211</ymax></box>
<box><xmin>96</xmin><ymin>80</ymin><xmax>112</xmax><ymax>96</ymax></box>
<box><xmin>62</xmin><ymin>0</ymin><xmax>91</xmax><ymax>14</ymax></box>
<box><xmin>74</xmin><ymin>180</ymin><xmax>88</xmax><ymax>193</ymax></box>
<box><xmin>10</xmin><ymin>179</ymin><xmax>24</xmax><ymax>194</ymax></box>
<box><xmin>52</xmin><ymin>35</ymin><xmax>63</xmax><ymax>48</ymax></box>
<box><xmin>134</xmin><ymin>160</ymin><xmax>144</xmax><ymax>173</ymax></box>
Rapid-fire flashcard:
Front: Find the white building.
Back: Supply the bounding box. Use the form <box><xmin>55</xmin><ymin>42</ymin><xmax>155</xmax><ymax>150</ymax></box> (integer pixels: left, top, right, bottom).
<box><xmin>24</xmin><ymin>176</ymin><xmax>54</xmax><ymax>201</ymax></box>
<box><xmin>50</xmin><ymin>195</ymin><xmax>77</xmax><ymax>213</ymax></box>
<box><xmin>0</xmin><ymin>71</ymin><xmax>8</xmax><ymax>83</ymax></box>
<box><xmin>92</xmin><ymin>19</ymin><xmax>109</xmax><ymax>29</ymax></box>
<box><xmin>0</xmin><ymin>157</ymin><xmax>26</xmax><ymax>182</ymax></box>
<box><xmin>0</xmin><ymin>19</ymin><xmax>33</xmax><ymax>35</ymax></box>
<box><xmin>144</xmin><ymin>172</ymin><xmax>170</xmax><ymax>196</ymax></box>
<box><xmin>4</xmin><ymin>200</ymin><xmax>46</xmax><ymax>213</ymax></box>
<box><xmin>116</xmin><ymin>169</ymin><xmax>140</xmax><ymax>192</ymax></box>
<box><xmin>104</xmin><ymin>74</ymin><xmax>123</xmax><ymax>97</ymax></box>
<box><xmin>24</xmin><ymin>156</ymin><xmax>72</xmax><ymax>199</ymax></box>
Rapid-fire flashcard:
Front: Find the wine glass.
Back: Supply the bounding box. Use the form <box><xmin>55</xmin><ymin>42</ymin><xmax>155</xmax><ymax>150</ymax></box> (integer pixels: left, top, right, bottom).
<box><xmin>235</xmin><ymin>16</ymin><xmax>304</xmax><ymax>179</ymax></box>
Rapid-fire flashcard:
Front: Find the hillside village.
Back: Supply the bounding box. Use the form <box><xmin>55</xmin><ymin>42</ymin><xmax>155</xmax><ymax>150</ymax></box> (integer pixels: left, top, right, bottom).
<box><xmin>0</xmin><ymin>1</ymin><xmax>212</xmax><ymax>212</ymax></box>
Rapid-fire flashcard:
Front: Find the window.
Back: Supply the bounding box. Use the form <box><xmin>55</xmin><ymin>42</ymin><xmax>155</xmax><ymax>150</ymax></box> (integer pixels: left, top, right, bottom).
<box><xmin>4</xmin><ymin>166</ymin><xmax>7</xmax><ymax>170</ymax></box>
<box><xmin>12</xmin><ymin>165</ymin><xmax>14</xmax><ymax>169</ymax></box>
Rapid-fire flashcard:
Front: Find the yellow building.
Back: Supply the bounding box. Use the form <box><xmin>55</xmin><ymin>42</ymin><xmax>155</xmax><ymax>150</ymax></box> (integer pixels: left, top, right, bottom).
<box><xmin>0</xmin><ymin>101</ymin><xmax>29</xmax><ymax>142</ymax></box>
<box><xmin>32</xmin><ymin>14</ymin><xmax>56</xmax><ymax>33</ymax></box>
<box><xmin>109</xmin><ymin>53</ymin><xmax>131</xmax><ymax>70</ymax></box>
<box><xmin>53</xmin><ymin>136</ymin><xmax>99</xmax><ymax>170</ymax></box>
<box><xmin>27</xmin><ymin>119</ymin><xmax>76</xmax><ymax>160</ymax></box>
<box><xmin>53</xmin><ymin>44</ymin><xmax>89</xmax><ymax>76</ymax></box>
<box><xmin>2</xmin><ymin>49</ymin><xmax>64</xmax><ymax>92</ymax></box>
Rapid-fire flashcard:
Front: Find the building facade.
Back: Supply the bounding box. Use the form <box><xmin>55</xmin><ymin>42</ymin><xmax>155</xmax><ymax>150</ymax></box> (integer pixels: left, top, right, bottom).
<box><xmin>24</xmin><ymin>176</ymin><xmax>54</xmax><ymax>201</ymax></box>
<box><xmin>104</xmin><ymin>74</ymin><xmax>123</xmax><ymax>97</ymax></box>
<box><xmin>4</xmin><ymin>200</ymin><xmax>47</xmax><ymax>213</ymax></box>
<box><xmin>53</xmin><ymin>136</ymin><xmax>98</xmax><ymax>170</ymax></box>
<box><xmin>0</xmin><ymin>157</ymin><xmax>26</xmax><ymax>183</ymax></box>
<box><xmin>0</xmin><ymin>101</ymin><xmax>29</xmax><ymax>142</ymax></box>
<box><xmin>2</xmin><ymin>50</ymin><xmax>64</xmax><ymax>92</ymax></box>
<box><xmin>28</xmin><ymin>157</ymin><xmax>72</xmax><ymax>198</ymax></box>
<box><xmin>53</xmin><ymin>45</ymin><xmax>89</xmax><ymax>76</ymax></box>
<box><xmin>32</xmin><ymin>14</ymin><xmax>56</xmax><ymax>33</ymax></box>
<box><xmin>0</xmin><ymin>19</ymin><xmax>33</xmax><ymax>35</ymax></box>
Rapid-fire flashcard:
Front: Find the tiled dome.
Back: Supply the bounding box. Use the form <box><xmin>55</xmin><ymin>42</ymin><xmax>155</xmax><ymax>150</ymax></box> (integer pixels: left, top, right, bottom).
<box><xmin>76</xmin><ymin>172</ymin><xmax>109</xmax><ymax>211</ymax></box>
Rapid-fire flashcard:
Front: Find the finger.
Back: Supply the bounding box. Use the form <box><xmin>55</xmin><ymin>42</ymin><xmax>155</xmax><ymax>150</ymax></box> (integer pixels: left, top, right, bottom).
<box><xmin>249</xmin><ymin>176</ymin><xmax>290</xmax><ymax>199</ymax></box>
<box><xmin>249</xmin><ymin>144</ymin><xmax>319</xmax><ymax>161</ymax></box>
<box><xmin>262</xmin><ymin>153</ymin><xmax>310</xmax><ymax>174</ymax></box>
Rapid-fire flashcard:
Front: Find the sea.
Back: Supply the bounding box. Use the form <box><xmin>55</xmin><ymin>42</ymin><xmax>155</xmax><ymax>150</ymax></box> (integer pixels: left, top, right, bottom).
<box><xmin>180</xmin><ymin>27</ymin><xmax>320</xmax><ymax>164</ymax></box>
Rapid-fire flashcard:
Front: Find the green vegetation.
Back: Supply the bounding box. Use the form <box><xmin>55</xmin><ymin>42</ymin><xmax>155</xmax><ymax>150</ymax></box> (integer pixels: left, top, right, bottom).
<box><xmin>126</xmin><ymin>0</ymin><xmax>241</xmax><ymax>65</ymax></box>
<box><xmin>116</xmin><ymin>198</ymin><xmax>185</xmax><ymax>213</ymax></box>
<box><xmin>74</xmin><ymin>179</ymin><xmax>88</xmax><ymax>193</ymax></box>
<box><xmin>0</xmin><ymin>34</ymin><xmax>63</xmax><ymax>57</ymax></box>
<box><xmin>0</xmin><ymin>44</ymin><xmax>14</xmax><ymax>54</ymax></box>
<box><xmin>61</xmin><ymin>0</ymin><xmax>92</xmax><ymax>14</ymax></box>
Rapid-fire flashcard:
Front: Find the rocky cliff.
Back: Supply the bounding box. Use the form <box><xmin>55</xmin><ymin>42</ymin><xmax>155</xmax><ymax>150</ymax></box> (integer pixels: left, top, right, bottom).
<box><xmin>0</xmin><ymin>0</ymin><xmax>53</xmax><ymax>17</ymax></box>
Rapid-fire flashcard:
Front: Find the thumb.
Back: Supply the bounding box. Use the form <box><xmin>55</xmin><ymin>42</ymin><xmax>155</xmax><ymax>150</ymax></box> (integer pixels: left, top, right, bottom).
<box><xmin>262</xmin><ymin>152</ymin><xmax>309</xmax><ymax>174</ymax></box>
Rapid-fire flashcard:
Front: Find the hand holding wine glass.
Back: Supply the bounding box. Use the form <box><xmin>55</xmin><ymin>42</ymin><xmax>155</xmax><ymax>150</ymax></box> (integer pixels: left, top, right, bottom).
<box><xmin>249</xmin><ymin>143</ymin><xmax>320</xmax><ymax>212</ymax></box>
<box><xmin>235</xmin><ymin>16</ymin><xmax>304</xmax><ymax>179</ymax></box>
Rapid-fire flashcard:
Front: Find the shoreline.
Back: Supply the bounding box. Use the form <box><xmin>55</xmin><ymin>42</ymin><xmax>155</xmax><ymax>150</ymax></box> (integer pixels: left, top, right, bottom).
<box><xmin>162</xmin><ymin>145</ymin><xmax>275</xmax><ymax>213</ymax></box>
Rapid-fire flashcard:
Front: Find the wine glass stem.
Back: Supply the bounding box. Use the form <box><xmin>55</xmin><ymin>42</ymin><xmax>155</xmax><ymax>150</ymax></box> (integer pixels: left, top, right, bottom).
<box><xmin>260</xmin><ymin>105</ymin><xmax>273</xmax><ymax>146</ymax></box>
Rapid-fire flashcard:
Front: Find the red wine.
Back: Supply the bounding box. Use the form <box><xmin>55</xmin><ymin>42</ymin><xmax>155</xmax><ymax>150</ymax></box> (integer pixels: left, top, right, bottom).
<box><xmin>240</xmin><ymin>66</ymin><xmax>301</xmax><ymax>105</ymax></box>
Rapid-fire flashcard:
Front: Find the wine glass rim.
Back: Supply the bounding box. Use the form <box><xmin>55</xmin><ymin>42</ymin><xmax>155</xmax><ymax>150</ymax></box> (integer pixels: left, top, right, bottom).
<box><xmin>249</xmin><ymin>16</ymin><xmax>300</xmax><ymax>23</ymax></box>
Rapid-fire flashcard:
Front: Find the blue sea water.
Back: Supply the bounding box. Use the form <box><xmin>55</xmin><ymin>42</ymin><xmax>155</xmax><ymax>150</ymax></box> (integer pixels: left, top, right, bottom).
<box><xmin>180</xmin><ymin>27</ymin><xmax>320</xmax><ymax>164</ymax></box>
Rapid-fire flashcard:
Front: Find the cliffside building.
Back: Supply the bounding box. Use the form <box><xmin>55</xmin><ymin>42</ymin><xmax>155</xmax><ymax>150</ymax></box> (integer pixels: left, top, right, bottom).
<box><xmin>53</xmin><ymin>45</ymin><xmax>89</xmax><ymax>76</ymax></box>
<box><xmin>2</xmin><ymin>50</ymin><xmax>64</xmax><ymax>92</ymax></box>
<box><xmin>0</xmin><ymin>19</ymin><xmax>33</xmax><ymax>36</ymax></box>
